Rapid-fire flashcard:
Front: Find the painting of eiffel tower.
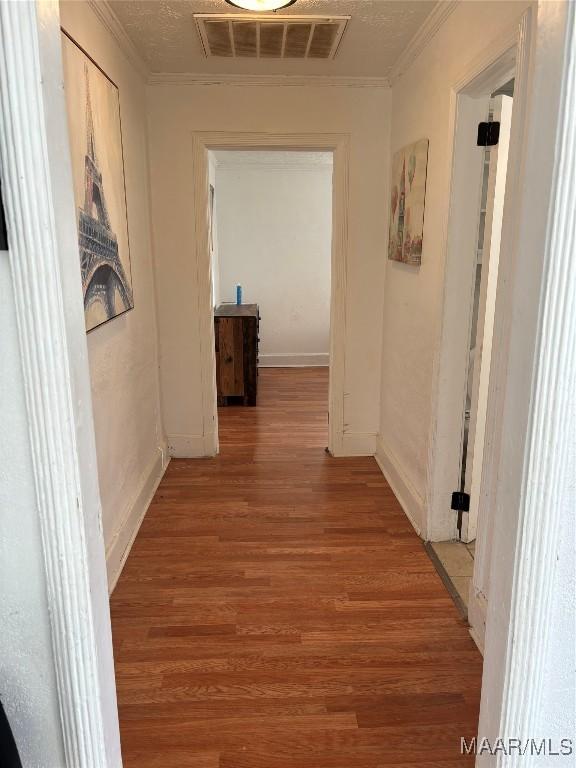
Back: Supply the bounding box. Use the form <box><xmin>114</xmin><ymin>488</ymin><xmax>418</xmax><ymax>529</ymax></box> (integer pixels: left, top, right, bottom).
<box><xmin>62</xmin><ymin>32</ymin><xmax>134</xmax><ymax>331</ymax></box>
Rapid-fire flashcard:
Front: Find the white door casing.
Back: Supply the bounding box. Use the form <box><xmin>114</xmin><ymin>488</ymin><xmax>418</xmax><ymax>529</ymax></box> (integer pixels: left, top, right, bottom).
<box><xmin>425</xmin><ymin>23</ymin><xmax>520</xmax><ymax>542</ymax></box>
<box><xmin>478</xmin><ymin>1</ymin><xmax>576</xmax><ymax>761</ymax></box>
<box><xmin>192</xmin><ymin>131</ymin><xmax>350</xmax><ymax>458</ymax></box>
<box><xmin>0</xmin><ymin>1</ymin><xmax>122</xmax><ymax>766</ymax></box>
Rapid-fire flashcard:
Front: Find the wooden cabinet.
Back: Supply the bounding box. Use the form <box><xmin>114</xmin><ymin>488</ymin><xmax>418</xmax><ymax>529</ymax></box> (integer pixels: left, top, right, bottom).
<box><xmin>214</xmin><ymin>304</ymin><xmax>259</xmax><ymax>406</ymax></box>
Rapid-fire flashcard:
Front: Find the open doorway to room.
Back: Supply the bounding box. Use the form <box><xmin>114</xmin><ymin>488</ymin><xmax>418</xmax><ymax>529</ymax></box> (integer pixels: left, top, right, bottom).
<box><xmin>195</xmin><ymin>134</ymin><xmax>348</xmax><ymax>456</ymax></box>
<box><xmin>207</xmin><ymin>147</ymin><xmax>334</xmax><ymax>451</ymax></box>
<box><xmin>191</xmin><ymin>133</ymin><xmax>349</xmax><ymax>458</ymax></box>
<box><xmin>426</xmin><ymin>70</ymin><xmax>516</xmax><ymax>648</ymax></box>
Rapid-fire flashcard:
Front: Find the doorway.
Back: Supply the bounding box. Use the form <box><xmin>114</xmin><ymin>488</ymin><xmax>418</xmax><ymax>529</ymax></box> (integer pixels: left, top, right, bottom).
<box><xmin>426</xmin><ymin>60</ymin><xmax>518</xmax><ymax>646</ymax></box>
<box><xmin>208</xmin><ymin>149</ymin><xmax>333</xmax><ymax>424</ymax></box>
<box><xmin>459</xmin><ymin>83</ymin><xmax>514</xmax><ymax>545</ymax></box>
<box><xmin>192</xmin><ymin>133</ymin><xmax>350</xmax><ymax>457</ymax></box>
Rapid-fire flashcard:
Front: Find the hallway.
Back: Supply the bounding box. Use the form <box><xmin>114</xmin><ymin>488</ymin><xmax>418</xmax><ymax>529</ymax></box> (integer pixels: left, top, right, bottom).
<box><xmin>110</xmin><ymin>368</ymin><xmax>483</xmax><ymax>768</ymax></box>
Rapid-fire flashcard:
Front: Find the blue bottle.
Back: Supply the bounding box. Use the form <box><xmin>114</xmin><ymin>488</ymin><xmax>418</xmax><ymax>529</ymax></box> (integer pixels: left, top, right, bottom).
<box><xmin>236</xmin><ymin>284</ymin><xmax>242</xmax><ymax>305</ymax></box>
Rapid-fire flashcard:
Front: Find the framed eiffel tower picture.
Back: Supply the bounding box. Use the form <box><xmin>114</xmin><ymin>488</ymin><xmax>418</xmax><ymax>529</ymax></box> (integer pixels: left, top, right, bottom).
<box><xmin>61</xmin><ymin>31</ymin><xmax>134</xmax><ymax>332</ymax></box>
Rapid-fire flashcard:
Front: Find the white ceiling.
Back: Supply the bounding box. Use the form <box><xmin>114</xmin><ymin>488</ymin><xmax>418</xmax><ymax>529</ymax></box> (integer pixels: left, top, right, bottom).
<box><xmin>108</xmin><ymin>0</ymin><xmax>437</xmax><ymax>77</ymax></box>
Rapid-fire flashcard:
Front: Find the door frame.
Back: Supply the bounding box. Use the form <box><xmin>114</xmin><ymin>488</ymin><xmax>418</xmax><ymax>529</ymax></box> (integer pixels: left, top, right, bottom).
<box><xmin>191</xmin><ymin>131</ymin><xmax>350</xmax><ymax>456</ymax></box>
<box><xmin>426</xmin><ymin>15</ymin><xmax>531</xmax><ymax>542</ymax></box>
<box><xmin>0</xmin><ymin>1</ymin><xmax>121</xmax><ymax>765</ymax></box>
<box><xmin>478</xmin><ymin>0</ymin><xmax>576</xmax><ymax>753</ymax></box>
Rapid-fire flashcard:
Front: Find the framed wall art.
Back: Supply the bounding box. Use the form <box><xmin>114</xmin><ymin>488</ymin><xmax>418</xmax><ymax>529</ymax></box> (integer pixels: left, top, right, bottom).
<box><xmin>388</xmin><ymin>138</ymin><xmax>429</xmax><ymax>266</ymax></box>
<box><xmin>61</xmin><ymin>31</ymin><xmax>133</xmax><ymax>332</ymax></box>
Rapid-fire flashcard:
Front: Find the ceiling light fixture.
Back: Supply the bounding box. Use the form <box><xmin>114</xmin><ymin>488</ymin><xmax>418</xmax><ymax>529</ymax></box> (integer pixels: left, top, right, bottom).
<box><xmin>224</xmin><ymin>0</ymin><xmax>297</xmax><ymax>11</ymax></box>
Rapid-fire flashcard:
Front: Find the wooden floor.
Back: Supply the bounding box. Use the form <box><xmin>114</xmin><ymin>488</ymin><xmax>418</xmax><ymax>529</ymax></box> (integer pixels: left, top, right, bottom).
<box><xmin>111</xmin><ymin>368</ymin><xmax>483</xmax><ymax>768</ymax></box>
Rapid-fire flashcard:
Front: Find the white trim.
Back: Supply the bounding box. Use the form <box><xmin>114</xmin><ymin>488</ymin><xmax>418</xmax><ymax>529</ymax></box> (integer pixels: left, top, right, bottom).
<box><xmin>258</xmin><ymin>353</ymin><xmax>329</xmax><ymax>367</ymax></box>
<box><xmin>426</xmin><ymin>93</ymin><xmax>489</xmax><ymax>542</ymax></box>
<box><xmin>375</xmin><ymin>436</ymin><xmax>424</xmax><ymax>537</ymax></box>
<box><xmin>168</xmin><ymin>433</ymin><xmax>217</xmax><ymax>458</ymax></box>
<box><xmin>192</xmin><ymin>135</ymin><xmax>221</xmax><ymax>459</ymax></box>
<box><xmin>468</xmin><ymin>584</ymin><xmax>487</xmax><ymax>655</ymax></box>
<box><xmin>106</xmin><ymin>445</ymin><xmax>169</xmax><ymax>593</ymax></box>
<box><xmin>192</xmin><ymin>131</ymin><xmax>350</xmax><ymax>458</ymax></box>
<box><xmin>148</xmin><ymin>72</ymin><xmax>390</xmax><ymax>88</ymax></box>
<box><xmin>451</xmin><ymin>26</ymin><xmax>518</xmax><ymax>96</ymax></box>
<box><xmin>479</xmin><ymin>2</ymin><xmax>576</xmax><ymax>756</ymax></box>
<box><xmin>389</xmin><ymin>1</ymin><xmax>460</xmax><ymax>84</ymax></box>
<box><xmin>0</xmin><ymin>1</ymin><xmax>121</xmax><ymax>765</ymax></box>
<box><xmin>87</xmin><ymin>0</ymin><xmax>148</xmax><ymax>78</ymax></box>
<box><xmin>341</xmin><ymin>432</ymin><xmax>377</xmax><ymax>457</ymax></box>
<box><xmin>471</xmin><ymin>17</ymin><xmax>533</xmax><ymax>626</ymax></box>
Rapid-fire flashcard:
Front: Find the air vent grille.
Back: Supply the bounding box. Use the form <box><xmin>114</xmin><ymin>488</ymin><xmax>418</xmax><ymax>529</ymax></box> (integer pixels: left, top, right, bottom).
<box><xmin>309</xmin><ymin>23</ymin><xmax>339</xmax><ymax>58</ymax></box>
<box><xmin>204</xmin><ymin>21</ymin><xmax>233</xmax><ymax>57</ymax></box>
<box><xmin>260</xmin><ymin>23</ymin><xmax>283</xmax><ymax>57</ymax></box>
<box><xmin>195</xmin><ymin>14</ymin><xmax>349</xmax><ymax>60</ymax></box>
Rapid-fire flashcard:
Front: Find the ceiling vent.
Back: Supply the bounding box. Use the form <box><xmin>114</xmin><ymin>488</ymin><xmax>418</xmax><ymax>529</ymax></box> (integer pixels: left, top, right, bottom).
<box><xmin>194</xmin><ymin>14</ymin><xmax>349</xmax><ymax>60</ymax></box>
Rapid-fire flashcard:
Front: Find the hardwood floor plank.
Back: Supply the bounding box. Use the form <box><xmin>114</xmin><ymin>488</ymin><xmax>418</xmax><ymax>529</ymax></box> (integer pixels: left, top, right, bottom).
<box><xmin>111</xmin><ymin>368</ymin><xmax>482</xmax><ymax>767</ymax></box>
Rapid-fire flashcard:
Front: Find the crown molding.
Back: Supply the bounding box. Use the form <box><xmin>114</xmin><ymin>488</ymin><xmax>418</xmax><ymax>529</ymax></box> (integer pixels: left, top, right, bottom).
<box><xmin>389</xmin><ymin>0</ymin><xmax>460</xmax><ymax>84</ymax></box>
<box><xmin>147</xmin><ymin>72</ymin><xmax>390</xmax><ymax>88</ymax></box>
<box><xmin>84</xmin><ymin>1</ymin><xmax>456</xmax><ymax>90</ymax></box>
<box><xmin>87</xmin><ymin>0</ymin><xmax>149</xmax><ymax>79</ymax></box>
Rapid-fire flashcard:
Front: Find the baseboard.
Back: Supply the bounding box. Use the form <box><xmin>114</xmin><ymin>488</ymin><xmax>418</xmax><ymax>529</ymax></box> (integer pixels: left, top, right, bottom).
<box><xmin>168</xmin><ymin>432</ymin><xmax>217</xmax><ymax>458</ymax></box>
<box><xmin>375</xmin><ymin>434</ymin><xmax>425</xmax><ymax>537</ymax></box>
<box><xmin>258</xmin><ymin>353</ymin><xmax>329</xmax><ymax>368</ymax></box>
<box><xmin>468</xmin><ymin>586</ymin><xmax>487</xmax><ymax>655</ymax></box>
<box><xmin>339</xmin><ymin>431</ymin><xmax>377</xmax><ymax>456</ymax></box>
<box><xmin>106</xmin><ymin>443</ymin><xmax>169</xmax><ymax>593</ymax></box>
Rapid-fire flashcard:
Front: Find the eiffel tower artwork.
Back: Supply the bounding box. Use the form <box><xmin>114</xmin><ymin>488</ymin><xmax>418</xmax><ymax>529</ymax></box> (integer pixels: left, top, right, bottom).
<box><xmin>63</xmin><ymin>33</ymin><xmax>133</xmax><ymax>332</ymax></box>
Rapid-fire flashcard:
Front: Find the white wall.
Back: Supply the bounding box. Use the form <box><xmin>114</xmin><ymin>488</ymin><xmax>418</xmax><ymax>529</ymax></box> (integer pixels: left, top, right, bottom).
<box><xmin>148</xmin><ymin>83</ymin><xmax>390</xmax><ymax>456</ymax></box>
<box><xmin>214</xmin><ymin>151</ymin><xmax>332</xmax><ymax>366</ymax></box>
<box><xmin>376</xmin><ymin>0</ymin><xmax>532</xmax><ymax>536</ymax></box>
<box><xmin>60</xmin><ymin>1</ymin><xmax>167</xmax><ymax>589</ymax></box>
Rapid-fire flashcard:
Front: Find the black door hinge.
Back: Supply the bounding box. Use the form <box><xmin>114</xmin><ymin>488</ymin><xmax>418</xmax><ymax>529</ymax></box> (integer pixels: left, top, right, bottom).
<box><xmin>451</xmin><ymin>491</ymin><xmax>470</xmax><ymax>512</ymax></box>
<box><xmin>0</xmin><ymin>180</ymin><xmax>8</xmax><ymax>251</ymax></box>
<box><xmin>452</xmin><ymin>491</ymin><xmax>470</xmax><ymax>540</ymax></box>
<box><xmin>477</xmin><ymin>121</ymin><xmax>500</xmax><ymax>147</ymax></box>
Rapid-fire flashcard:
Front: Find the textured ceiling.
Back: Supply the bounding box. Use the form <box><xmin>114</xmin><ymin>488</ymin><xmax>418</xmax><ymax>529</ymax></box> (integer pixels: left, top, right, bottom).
<box><xmin>108</xmin><ymin>0</ymin><xmax>437</xmax><ymax>76</ymax></box>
